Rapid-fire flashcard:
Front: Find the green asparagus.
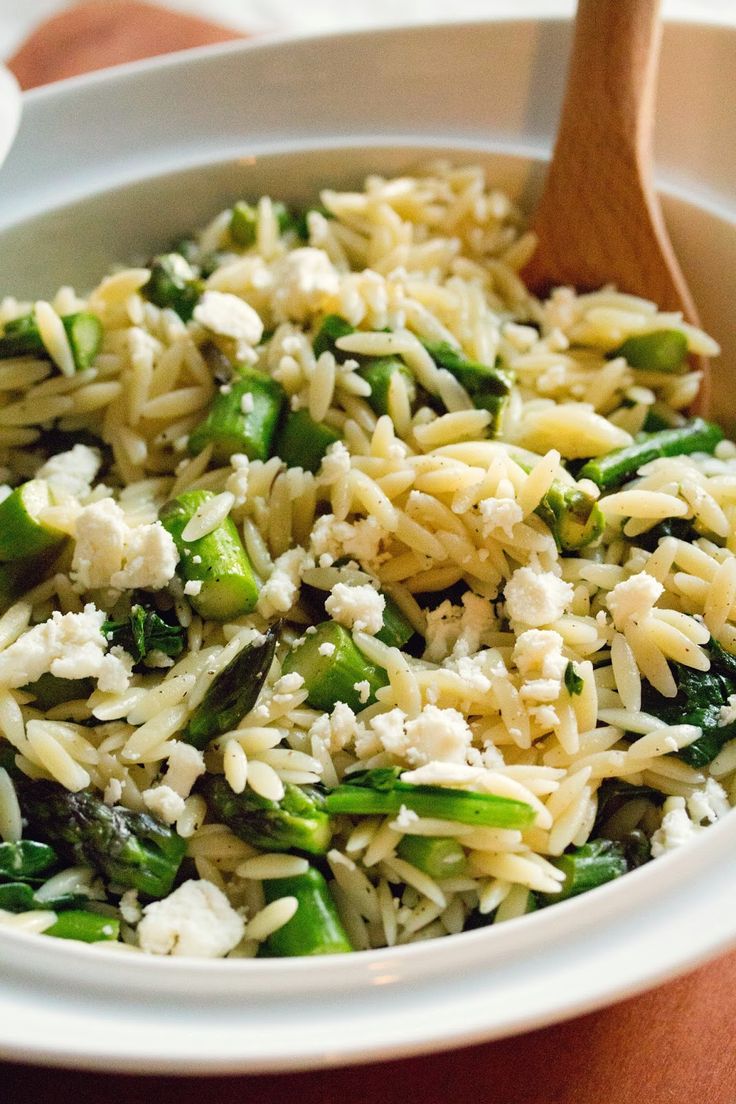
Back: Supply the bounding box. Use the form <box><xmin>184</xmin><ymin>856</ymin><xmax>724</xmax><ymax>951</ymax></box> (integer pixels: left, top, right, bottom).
<box><xmin>263</xmin><ymin>866</ymin><xmax>352</xmax><ymax>956</ymax></box>
<box><xmin>360</xmin><ymin>357</ymin><xmax>417</xmax><ymax>417</ymax></box>
<box><xmin>396</xmin><ymin>834</ymin><xmax>467</xmax><ymax>879</ymax></box>
<box><xmin>325</xmin><ymin>767</ymin><xmax>536</xmax><ymax>829</ymax></box>
<box><xmin>17</xmin><ymin>779</ymin><xmax>186</xmax><ymax>898</ymax></box>
<box><xmin>0</xmin><ymin>480</ymin><xmax>68</xmax><ymax>561</ymax></box>
<box><xmin>0</xmin><ymin>310</ymin><xmax>102</xmax><ymax>371</ymax></box>
<box><xmin>23</xmin><ymin>673</ymin><xmax>95</xmax><ymax>711</ymax></box>
<box><xmin>187</xmin><ymin>370</ymin><xmax>286</xmax><ymax>463</ymax></box>
<box><xmin>274</xmin><ymin>409</ymin><xmax>341</xmax><ymax>473</ymax></box>
<box><xmin>230</xmin><ymin>200</ymin><xmax>294</xmax><ymax>248</ymax></box>
<box><xmin>579</xmin><ymin>418</ymin><xmax>723</xmax><ymax>490</ymax></box>
<box><xmin>142</xmin><ymin>254</ymin><xmax>203</xmax><ymax>320</ymax></box>
<box><xmin>159</xmin><ymin>489</ymin><xmax>259</xmax><ymax>620</ymax></box>
<box><xmin>44</xmin><ymin>910</ymin><xmax>120</xmax><ymax>943</ymax></box>
<box><xmin>281</xmin><ymin>621</ymin><xmax>389</xmax><ymax>713</ymax></box>
<box><xmin>184</xmin><ymin>625</ymin><xmax>278</xmax><ymax>749</ymax></box>
<box><xmin>102</xmin><ymin>604</ymin><xmax>185</xmax><ymax>665</ymax></box>
<box><xmin>200</xmin><ymin>775</ymin><xmax>332</xmax><ymax>855</ymax></box>
<box><xmin>0</xmin><ymin>839</ymin><xmax>58</xmax><ymax>883</ymax></box>
<box><xmin>539</xmin><ymin>839</ymin><xmax>628</xmax><ymax>904</ymax></box>
<box><xmin>423</xmin><ymin>340</ymin><xmax>513</xmax><ymax>433</ymax></box>
<box><xmin>534</xmin><ymin>480</ymin><xmax>605</xmax><ymax>551</ymax></box>
<box><xmin>312</xmin><ymin>314</ymin><xmax>355</xmax><ymax>359</ymax></box>
<box><xmin>609</xmin><ymin>330</ymin><xmax>688</xmax><ymax>374</ymax></box>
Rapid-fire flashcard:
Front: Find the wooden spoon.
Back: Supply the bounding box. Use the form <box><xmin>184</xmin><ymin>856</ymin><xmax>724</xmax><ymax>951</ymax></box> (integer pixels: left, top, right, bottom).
<box><xmin>522</xmin><ymin>0</ymin><xmax>708</xmax><ymax>400</ymax></box>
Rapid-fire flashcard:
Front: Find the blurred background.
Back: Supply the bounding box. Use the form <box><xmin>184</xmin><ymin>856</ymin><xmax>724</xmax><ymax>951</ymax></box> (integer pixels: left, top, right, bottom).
<box><xmin>2</xmin><ymin>0</ymin><xmax>735</xmax><ymax>83</ymax></box>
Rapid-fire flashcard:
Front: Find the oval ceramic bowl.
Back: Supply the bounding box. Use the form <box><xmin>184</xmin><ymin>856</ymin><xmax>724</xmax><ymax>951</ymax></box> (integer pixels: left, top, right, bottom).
<box><xmin>1</xmin><ymin>16</ymin><xmax>736</xmax><ymax>1074</ymax></box>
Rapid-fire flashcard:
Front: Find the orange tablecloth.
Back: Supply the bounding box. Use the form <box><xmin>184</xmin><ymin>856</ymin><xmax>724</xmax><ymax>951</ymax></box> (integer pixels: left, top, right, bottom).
<box><xmin>3</xmin><ymin>5</ymin><xmax>736</xmax><ymax>1099</ymax></box>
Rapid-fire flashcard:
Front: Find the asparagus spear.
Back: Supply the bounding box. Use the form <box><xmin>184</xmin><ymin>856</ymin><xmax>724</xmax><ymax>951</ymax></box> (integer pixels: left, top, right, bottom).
<box><xmin>263</xmin><ymin>866</ymin><xmax>352</xmax><ymax>956</ymax></box>
<box><xmin>325</xmin><ymin>767</ymin><xmax>535</xmax><ymax>829</ymax></box>
<box><xmin>396</xmin><ymin>834</ymin><xmax>467</xmax><ymax>878</ymax></box>
<box><xmin>200</xmin><ymin>775</ymin><xmax>332</xmax><ymax>855</ymax></box>
<box><xmin>312</xmin><ymin>314</ymin><xmax>355</xmax><ymax>358</ymax></box>
<box><xmin>534</xmin><ymin>480</ymin><xmax>605</xmax><ymax>551</ymax></box>
<box><xmin>539</xmin><ymin>839</ymin><xmax>628</xmax><ymax>904</ymax></box>
<box><xmin>44</xmin><ymin>910</ymin><xmax>120</xmax><ymax>943</ymax></box>
<box><xmin>281</xmin><ymin>621</ymin><xmax>389</xmax><ymax>713</ymax></box>
<box><xmin>423</xmin><ymin>340</ymin><xmax>513</xmax><ymax>433</ymax></box>
<box><xmin>184</xmin><ymin>625</ymin><xmax>278</xmax><ymax>749</ymax></box>
<box><xmin>579</xmin><ymin>418</ymin><xmax>723</xmax><ymax>490</ymax></box>
<box><xmin>0</xmin><ymin>310</ymin><xmax>103</xmax><ymax>370</ymax></box>
<box><xmin>360</xmin><ymin>357</ymin><xmax>417</xmax><ymax>417</ymax></box>
<box><xmin>274</xmin><ymin>409</ymin><xmax>341</xmax><ymax>473</ymax></box>
<box><xmin>0</xmin><ymin>549</ymin><xmax>63</xmax><ymax>614</ymax></box>
<box><xmin>17</xmin><ymin>779</ymin><xmax>186</xmax><ymax>898</ymax></box>
<box><xmin>609</xmin><ymin>330</ymin><xmax>688</xmax><ymax>373</ymax></box>
<box><xmin>142</xmin><ymin>254</ymin><xmax>203</xmax><ymax>321</ymax></box>
<box><xmin>0</xmin><ymin>480</ymin><xmax>68</xmax><ymax>561</ymax></box>
<box><xmin>187</xmin><ymin>369</ymin><xmax>286</xmax><ymax>463</ymax></box>
<box><xmin>159</xmin><ymin>490</ymin><xmax>259</xmax><ymax>620</ymax></box>
<box><xmin>230</xmin><ymin>201</ymin><xmax>294</xmax><ymax>248</ymax></box>
<box><xmin>0</xmin><ymin>839</ymin><xmax>58</xmax><ymax>883</ymax></box>
<box><xmin>23</xmin><ymin>673</ymin><xmax>95</xmax><ymax>710</ymax></box>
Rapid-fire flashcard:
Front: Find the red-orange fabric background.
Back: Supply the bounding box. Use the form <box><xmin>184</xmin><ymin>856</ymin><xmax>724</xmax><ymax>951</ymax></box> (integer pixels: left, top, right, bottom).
<box><xmin>3</xmin><ymin>4</ymin><xmax>736</xmax><ymax>1100</ymax></box>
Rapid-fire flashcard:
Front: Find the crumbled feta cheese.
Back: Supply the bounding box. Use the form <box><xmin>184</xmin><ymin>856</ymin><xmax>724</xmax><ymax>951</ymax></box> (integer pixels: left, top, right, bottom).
<box><xmin>103</xmin><ymin>777</ymin><xmax>124</xmax><ymax>806</ymax></box>
<box><xmin>354</xmin><ymin>679</ymin><xmax>370</xmax><ymax>704</ymax></box>
<box><xmin>240</xmin><ymin>392</ymin><xmax>255</xmax><ymax>414</ymax></box>
<box><xmin>513</xmin><ymin>630</ymin><xmax>568</xmax><ymax>704</ymax></box>
<box><xmin>606</xmin><ymin>572</ymin><xmax>663</xmax><ymax>630</ymax></box>
<box><xmin>192</xmin><ymin>554</ymin><xmax>202</xmax><ymax>565</ymax></box>
<box><xmin>0</xmin><ymin>604</ymin><xmax>131</xmax><ymax>692</ymax></box>
<box><xmin>318</xmin><ymin>642</ymin><xmax>336</xmax><ymax>657</ymax></box>
<box><xmin>271</xmin><ymin>248</ymin><xmax>340</xmax><ymax>323</ymax></box>
<box><xmin>446</xmin><ymin>653</ymin><xmax>491</xmax><ymax>695</ymax></box>
<box><xmin>225</xmin><ymin>453</ymin><xmax>249</xmax><ymax>507</ymax></box>
<box><xmin>193</xmin><ymin>290</ymin><xmax>263</xmax><ymax>348</ymax></box>
<box><xmin>184</xmin><ymin>580</ymin><xmax>203</xmax><ymax>597</ymax></box>
<box><xmin>650</xmin><ymin>796</ymin><xmax>698</xmax><ymax>857</ymax></box>
<box><xmin>162</xmin><ymin>742</ymin><xmax>206</xmax><ymax>799</ymax></box>
<box><xmin>528</xmin><ymin>705</ymin><xmax>560</xmax><ymax>730</ymax></box>
<box><xmin>374</xmin><ymin>704</ymin><xmax>472</xmax><ymax>767</ymax></box>
<box><xmin>309</xmin><ymin>701</ymin><xmax>360</xmax><ymax>754</ymax></box>
<box><xmin>36</xmin><ymin>443</ymin><xmax>101</xmax><ymax>501</ymax></box>
<box><xmin>423</xmin><ymin>592</ymin><xmax>495</xmax><ymax>663</ymax></box>
<box><xmin>719</xmin><ymin>694</ymin><xmax>736</xmax><ymax>727</ymax></box>
<box><xmin>504</xmin><ymin>567</ymin><xmax>572</xmax><ymax>627</ymax></box>
<box><xmin>256</xmin><ymin>547</ymin><xmax>313</xmax><ymax>619</ymax></box>
<box><xmin>71</xmin><ymin>497</ymin><xmax>178</xmax><ymax>591</ymax></box>
<box><xmin>142</xmin><ymin>785</ymin><xmax>185</xmax><ymax>825</ymax></box>
<box><xmin>400</xmin><ymin>761</ymin><xmax>484</xmax><ymax>787</ymax></box>
<box><xmin>394</xmin><ymin>804</ymin><xmax>419</xmax><ymax>830</ymax></box>
<box><xmin>309</xmin><ymin>512</ymin><xmax>387</xmax><ymax>570</ymax></box>
<box><xmin>478</xmin><ymin>496</ymin><xmax>523</xmax><ymax>540</ymax></box>
<box><xmin>325</xmin><ymin>582</ymin><xmax>385</xmax><ymax>635</ymax></box>
<box><xmin>137</xmin><ymin>879</ymin><xmax>245</xmax><ymax>958</ymax></box>
<box><xmin>687</xmin><ymin>778</ymin><xmax>731</xmax><ymax>825</ymax></box>
<box><xmin>119</xmin><ymin>889</ymin><xmax>142</xmax><ymax>924</ymax></box>
<box><xmin>272</xmin><ymin>671</ymin><xmax>305</xmax><ymax>697</ymax></box>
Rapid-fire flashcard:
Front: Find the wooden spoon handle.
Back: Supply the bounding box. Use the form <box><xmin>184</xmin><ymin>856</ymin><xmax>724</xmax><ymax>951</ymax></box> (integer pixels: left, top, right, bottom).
<box><xmin>523</xmin><ymin>0</ymin><xmax>700</xmax><ymax>327</ymax></box>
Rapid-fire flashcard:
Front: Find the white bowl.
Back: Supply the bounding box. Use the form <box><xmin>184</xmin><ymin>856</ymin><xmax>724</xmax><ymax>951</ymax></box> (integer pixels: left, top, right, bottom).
<box><xmin>1</xmin><ymin>16</ymin><xmax>736</xmax><ymax>1074</ymax></box>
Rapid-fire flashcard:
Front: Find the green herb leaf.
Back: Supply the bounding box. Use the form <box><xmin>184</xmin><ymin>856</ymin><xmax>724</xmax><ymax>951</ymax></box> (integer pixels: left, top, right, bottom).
<box><xmin>103</xmin><ymin>605</ymin><xmax>185</xmax><ymax>665</ymax></box>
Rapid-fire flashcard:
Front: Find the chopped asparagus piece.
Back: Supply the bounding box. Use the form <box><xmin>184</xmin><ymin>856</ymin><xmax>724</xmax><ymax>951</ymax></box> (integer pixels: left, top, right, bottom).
<box><xmin>263</xmin><ymin>866</ymin><xmax>352</xmax><ymax>956</ymax></box>
<box><xmin>609</xmin><ymin>329</ymin><xmax>688</xmax><ymax>373</ymax></box>
<box><xmin>0</xmin><ymin>310</ymin><xmax>102</xmax><ymax>370</ymax></box>
<box><xmin>185</xmin><ymin>625</ymin><xmax>278</xmax><ymax>749</ymax></box>
<box><xmin>579</xmin><ymin>418</ymin><xmax>723</xmax><ymax>490</ymax></box>
<box><xmin>375</xmin><ymin>594</ymin><xmax>416</xmax><ymax>649</ymax></box>
<box><xmin>0</xmin><ymin>550</ymin><xmax>61</xmax><ymax>613</ymax></box>
<box><xmin>396</xmin><ymin>834</ymin><xmax>467</xmax><ymax>878</ymax></box>
<box><xmin>0</xmin><ymin>479</ymin><xmax>67</xmax><ymax>561</ymax></box>
<box><xmin>359</xmin><ymin>357</ymin><xmax>417</xmax><ymax>417</ymax></box>
<box><xmin>539</xmin><ymin>839</ymin><xmax>628</xmax><ymax>904</ymax></box>
<box><xmin>230</xmin><ymin>201</ymin><xmax>294</xmax><ymax>247</ymax></box>
<box><xmin>281</xmin><ymin>621</ymin><xmax>389</xmax><ymax>713</ymax></box>
<box><xmin>44</xmin><ymin>909</ymin><xmax>120</xmax><ymax>943</ymax></box>
<box><xmin>142</xmin><ymin>254</ymin><xmax>203</xmax><ymax>321</ymax></box>
<box><xmin>325</xmin><ymin>767</ymin><xmax>535</xmax><ymax>829</ymax></box>
<box><xmin>159</xmin><ymin>489</ymin><xmax>259</xmax><ymax>620</ymax></box>
<box><xmin>274</xmin><ymin>409</ymin><xmax>341</xmax><ymax>473</ymax></box>
<box><xmin>200</xmin><ymin>775</ymin><xmax>332</xmax><ymax>855</ymax></box>
<box><xmin>312</xmin><ymin>314</ymin><xmax>355</xmax><ymax>359</ymax></box>
<box><xmin>188</xmin><ymin>369</ymin><xmax>286</xmax><ymax>463</ymax></box>
<box><xmin>534</xmin><ymin>479</ymin><xmax>604</xmax><ymax>551</ymax></box>
<box><xmin>17</xmin><ymin>779</ymin><xmax>186</xmax><ymax>898</ymax></box>
<box><xmin>423</xmin><ymin>340</ymin><xmax>513</xmax><ymax>433</ymax></box>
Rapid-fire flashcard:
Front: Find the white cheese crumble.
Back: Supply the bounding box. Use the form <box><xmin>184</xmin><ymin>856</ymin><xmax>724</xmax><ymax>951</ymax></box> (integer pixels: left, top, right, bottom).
<box><xmin>256</xmin><ymin>547</ymin><xmax>313</xmax><ymax>619</ymax></box>
<box><xmin>504</xmin><ymin>567</ymin><xmax>573</xmax><ymax>627</ymax></box>
<box><xmin>325</xmin><ymin>582</ymin><xmax>385</xmax><ymax>635</ymax></box>
<box><xmin>0</xmin><ymin>604</ymin><xmax>131</xmax><ymax>692</ymax></box>
<box><xmin>137</xmin><ymin>879</ymin><xmax>245</xmax><ymax>958</ymax></box>
<box><xmin>184</xmin><ymin>580</ymin><xmax>203</xmax><ymax>597</ymax></box>
<box><xmin>162</xmin><ymin>742</ymin><xmax>206</xmax><ymax>799</ymax></box>
<box><xmin>271</xmin><ymin>248</ymin><xmax>340</xmax><ymax>323</ymax></box>
<box><xmin>119</xmin><ymin>889</ymin><xmax>142</xmax><ymax>924</ymax></box>
<box><xmin>308</xmin><ymin>701</ymin><xmax>359</xmax><ymax>754</ymax></box>
<box><xmin>374</xmin><ymin>704</ymin><xmax>473</xmax><ymax>767</ymax></box>
<box><xmin>193</xmin><ymin>290</ymin><xmax>264</xmax><ymax>348</ymax></box>
<box><xmin>606</xmin><ymin>572</ymin><xmax>664</xmax><ymax>630</ymax></box>
<box><xmin>478</xmin><ymin>496</ymin><xmax>523</xmax><ymax>540</ymax></box>
<box><xmin>423</xmin><ymin>592</ymin><xmax>494</xmax><ymax>663</ymax></box>
<box><xmin>142</xmin><ymin>785</ymin><xmax>185</xmax><ymax>825</ymax></box>
<box><xmin>240</xmin><ymin>392</ymin><xmax>255</xmax><ymax>414</ymax></box>
<box><xmin>309</xmin><ymin>512</ymin><xmax>387</xmax><ymax>571</ymax></box>
<box><xmin>354</xmin><ymin>679</ymin><xmax>371</xmax><ymax>704</ymax></box>
<box><xmin>687</xmin><ymin>778</ymin><xmax>730</xmax><ymax>825</ymax></box>
<box><xmin>513</xmin><ymin>629</ymin><xmax>568</xmax><ymax>704</ymax></box>
<box><xmin>225</xmin><ymin>454</ymin><xmax>249</xmax><ymax>507</ymax></box>
<box><xmin>650</xmin><ymin>796</ymin><xmax>698</xmax><ymax>857</ymax></box>
<box><xmin>318</xmin><ymin>642</ymin><xmax>336</xmax><ymax>657</ymax></box>
<box><xmin>36</xmin><ymin>444</ymin><xmax>101</xmax><ymax>500</ymax></box>
<box><xmin>71</xmin><ymin>497</ymin><xmax>179</xmax><ymax>592</ymax></box>
<box><xmin>718</xmin><ymin>694</ymin><xmax>736</xmax><ymax>727</ymax></box>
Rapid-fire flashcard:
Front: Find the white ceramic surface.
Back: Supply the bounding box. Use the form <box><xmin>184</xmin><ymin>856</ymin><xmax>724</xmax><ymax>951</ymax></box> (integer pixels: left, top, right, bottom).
<box><xmin>0</xmin><ymin>65</ymin><xmax>19</xmax><ymax>168</ymax></box>
<box><xmin>1</xmin><ymin>18</ymin><xmax>736</xmax><ymax>1074</ymax></box>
